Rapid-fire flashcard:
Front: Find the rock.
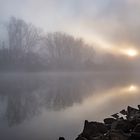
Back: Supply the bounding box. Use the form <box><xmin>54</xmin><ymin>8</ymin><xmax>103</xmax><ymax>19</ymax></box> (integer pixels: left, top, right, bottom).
<box><xmin>81</xmin><ymin>120</ymin><xmax>107</xmax><ymax>139</ymax></box>
<box><xmin>111</xmin><ymin>119</ymin><xmax>133</xmax><ymax>133</ymax></box>
<box><xmin>138</xmin><ymin>105</ymin><xmax>140</xmax><ymax>110</ymax></box>
<box><xmin>75</xmin><ymin>135</ymin><xmax>88</xmax><ymax>140</ymax></box>
<box><xmin>111</xmin><ymin>113</ymin><xmax>119</xmax><ymax>119</ymax></box>
<box><xmin>129</xmin><ymin>114</ymin><xmax>140</xmax><ymax>128</ymax></box>
<box><xmin>109</xmin><ymin>130</ymin><xmax>129</xmax><ymax>140</ymax></box>
<box><xmin>104</xmin><ymin>118</ymin><xmax>116</xmax><ymax>130</ymax></box>
<box><xmin>89</xmin><ymin>134</ymin><xmax>105</xmax><ymax>140</ymax></box>
<box><xmin>69</xmin><ymin>105</ymin><xmax>140</xmax><ymax>140</ymax></box>
<box><xmin>59</xmin><ymin>137</ymin><xmax>65</xmax><ymax>140</ymax></box>
<box><xmin>133</xmin><ymin>123</ymin><xmax>140</xmax><ymax>132</ymax></box>
<box><xmin>127</xmin><ymin>106</ymin><xmax>139</xmax><ymax>120</ymax></box>
<box><xmin>104</xmin><ymin>118</ymin><xmax>116</xmax><ymax>125</ymax></box>
<box><xmin>127</xmin><ymin>106</ymin><xmax>139</xmax><ymax>113</ymax></box>
<box><xmin>120</xmin><ymin>109</ymin><xmax>127</xmax><ymax>116</ymax></box>
<box><xmin>131</xmin><ymin>124</ymin><xmax>140</xmax><ymax>139</ymax></box>
<box><xmin>131</xmin><ymin>133</ymin><xmax>140</xmax><ymax>139</ymax></box>
<box><xmin>136</xmin><ymin>118</ymin><xmax>140</xmax><ymax>123</ymax></box>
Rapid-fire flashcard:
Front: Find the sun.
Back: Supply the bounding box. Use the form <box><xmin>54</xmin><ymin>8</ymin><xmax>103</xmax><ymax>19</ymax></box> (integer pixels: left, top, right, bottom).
<box><xmin>120</xmin><ymin>47</ymin><xmax>139</xmax><ymax>58</ymax></box>
<box><xmin>126</xmin><ymin>49</ymin><xmax>138</xmax><ymax>57</ymax></box>
<box><xmin>128</xmin><ymin>85</ymin><xmax>138</xmax><ymax>92</ymax></box>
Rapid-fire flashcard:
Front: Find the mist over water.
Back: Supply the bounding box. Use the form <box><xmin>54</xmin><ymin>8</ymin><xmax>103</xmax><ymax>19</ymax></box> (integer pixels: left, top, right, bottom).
<box><xmin>0</xmin><ymin>17</ymin><xmax>139</xmax><ymax>140</ymax></box>
<box><xmin>0</xmin><ymin>1</ymin><xmax>140</xmax><ymax>139</ymax></box>
<box><xmin>0</xmin><ymin>72</ymin><xmax>140</xmax><ymax>140</ymax></box>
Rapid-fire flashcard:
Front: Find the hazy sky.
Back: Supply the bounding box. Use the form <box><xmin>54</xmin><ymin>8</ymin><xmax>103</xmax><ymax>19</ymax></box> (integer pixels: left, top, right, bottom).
<box><xmin>0</xmin><ymin>0</ymin><xmax>140</xmax><ymax>54</ymax></box>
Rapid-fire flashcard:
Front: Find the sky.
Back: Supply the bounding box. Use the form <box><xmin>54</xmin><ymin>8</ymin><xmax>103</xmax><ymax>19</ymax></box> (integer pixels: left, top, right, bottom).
<box><xmin>0</xmin><ymin>0</ymin><xmax>140</xmax><ymax>55</ymax></box>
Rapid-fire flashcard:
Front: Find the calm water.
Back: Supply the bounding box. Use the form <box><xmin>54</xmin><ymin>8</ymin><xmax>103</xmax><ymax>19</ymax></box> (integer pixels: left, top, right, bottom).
<box><xmin>0</xmin><ymin>72</ymin><xmax>140</xmax><ymax>140</ymax></box>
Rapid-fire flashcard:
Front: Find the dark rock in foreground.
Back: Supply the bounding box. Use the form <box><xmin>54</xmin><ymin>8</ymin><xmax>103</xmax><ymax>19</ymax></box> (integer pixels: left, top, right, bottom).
<box><xmin>59</xmin><ymin>137</ymin><xmax>65</xmax><ymax>140</ymax></box>
<box><xmin>74</xmin><ymin>105</ymin><xmax>140</xmax><ymax>140</ymax></box>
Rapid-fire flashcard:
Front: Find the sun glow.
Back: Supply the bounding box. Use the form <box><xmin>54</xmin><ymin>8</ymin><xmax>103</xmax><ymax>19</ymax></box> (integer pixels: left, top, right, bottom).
<box><xmin>126</xmin><ymin>49</ymin><xmax>138</xmax><ymax>57</ymax></box>
<box><xmin>120</xmin><ymin>48</ymin><xmax>139</xmax><ymax>57</ymax></box>
<box><xmin>68</xmin><ymin>28</ymin><xmax>140</xmax><ymax>58</ymax></box>
<box><xmin>119</xmin><ymin>84</ymin><xmax>139</xmax><ymax>94</ymax></box>
<box><xmin>128</xmin><ymin>85</ymin><xmax>139</xmax><ymax>92</ymax></box>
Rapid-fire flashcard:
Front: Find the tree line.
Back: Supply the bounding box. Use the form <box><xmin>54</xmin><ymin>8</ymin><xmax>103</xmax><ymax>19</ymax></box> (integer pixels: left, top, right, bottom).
<box><xmin>0</xmin><ymin>17</ymin><xmax>132</xmax><ymax>72</ymax></box>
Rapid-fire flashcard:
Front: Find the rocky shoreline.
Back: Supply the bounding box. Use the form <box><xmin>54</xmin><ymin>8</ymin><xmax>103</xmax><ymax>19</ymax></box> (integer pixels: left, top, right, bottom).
<box><xmin>59</xmin><ymin>105</ymin><xmax>140</xmax><ymax>140</ymax></box>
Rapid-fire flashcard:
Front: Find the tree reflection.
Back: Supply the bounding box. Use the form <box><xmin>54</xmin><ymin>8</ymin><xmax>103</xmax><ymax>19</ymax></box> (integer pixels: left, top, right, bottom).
<box><xmin>6</xmin><ymin>93</ymin><xmax>39</xmax><ymax>126</ymax></box>
<box><xmin>0</xmin><ymin>74</ymin><xmax>134</xmax><ymax>126</ymax></box>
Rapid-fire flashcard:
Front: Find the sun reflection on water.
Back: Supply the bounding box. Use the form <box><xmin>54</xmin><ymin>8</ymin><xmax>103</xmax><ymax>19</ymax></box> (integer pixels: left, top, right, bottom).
<box><xmin>62</xmin><ymin>83</ymin><xmax>140</xmax><ymax>122</ymax></box>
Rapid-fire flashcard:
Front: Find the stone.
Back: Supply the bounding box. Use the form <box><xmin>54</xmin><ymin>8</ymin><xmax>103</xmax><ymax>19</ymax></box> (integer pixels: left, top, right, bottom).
<box><xmin>131</xmin><ymin>124</ymin><xmax>140</xmax><ymax>139</ymax></box>
<box><xmin>138</xmin><ymin>105</ymin><xmax>140</xmax><ymax>110</ymax></box>
<box><xmin>109</xmin><ymin>130</ymin><xmax>128</xmax><ymax>140</ymax></box>
<box><xmin>131</xmin><ymin>132</ymin><xmax>140</xmax><ymax>139</ymax></box>
<box><xmin>111</xmin><ymin>119</ymin><xmax>133</xmax><ymax>133</ymax></box>
<box><xmin>59</xmin><ymin>137</ymin><xmax>65</xmax><ymax>140</ymax></box>
<box><xmin>89</xmin><ymin>134</ymin><xmax>105</xmax><ymax>140</ymax></box>
<box><xmin>81</xmin><ymin>120</ymin><xmax>107</xmax><ymax>139</ymax></box>
<box><xmin>127</xmin><ymin>106</ymin><xmax>139</xmax><ymax>120</ymax></box>
<box><xmin>104</xmin><ymin>118</ymin><xmax>116</xmax><ymax>125</ymax></box>
<box><xmin>75</xmin><ymin>136</ymin><xmax>88</xmax><ymax>140</ymax></box>
<box><xmin>65</xmin><ymin>105</ymin><xmax>140</xmax><ymax>140</ymax></box>
<box><xmin>111</xmin><ymin>113</ymin><xmax>119</xmax><ymax>119</ymax></box>
<box><xmin>133</xmin><ymin>123</ymin><xmax>140</xmax><ymax>132</ymax></box>
<box><xmin>120</xmin><ymin>109</ymin><xmax>127</xmax><ymax>115</ymax></box>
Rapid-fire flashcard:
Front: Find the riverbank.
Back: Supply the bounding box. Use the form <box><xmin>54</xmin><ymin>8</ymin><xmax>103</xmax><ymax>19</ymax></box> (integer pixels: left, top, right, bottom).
<box><xmin>60</xmin><ymin>105</ymin><xmax>140</xmax><ymax>140</ymax></box>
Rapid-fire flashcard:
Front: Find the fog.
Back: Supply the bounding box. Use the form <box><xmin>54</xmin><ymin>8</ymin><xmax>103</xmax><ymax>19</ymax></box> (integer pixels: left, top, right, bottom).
<box><xmin>0</xmin><ymin>1</ymin><xmax>140</xmax><ymax>140</ymax></box>
<box><xmin>0</xmin><ymin>73</ymin><xmax>140</xmax><ymax>140</ymax></box>
<box><xmin>1</xmin><ymin>0</ymin><xmax>140</xmax><ymax>53</ymax></box>
<box><xmin>0</xmin><ymin>17</ymin><xmax>139</xmax><ymax>72</ymax></box>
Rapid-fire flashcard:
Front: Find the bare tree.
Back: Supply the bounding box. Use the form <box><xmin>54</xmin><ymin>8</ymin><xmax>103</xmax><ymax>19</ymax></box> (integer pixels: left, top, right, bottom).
<box><xmin>40</xmin><ymin>32</ymin><xmax>95</xmax><ymax>70</ymax></box>
<box><xmin>7</xmin><ymin>17</ymin><xmax>41</xmax><ymax>53</ymax></box>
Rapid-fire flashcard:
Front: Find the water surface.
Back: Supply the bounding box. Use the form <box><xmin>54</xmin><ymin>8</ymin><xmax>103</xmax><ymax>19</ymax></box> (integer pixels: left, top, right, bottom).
<box><xmin>0</xmin><ymin>72</ymin><xmax>140</xmax><ymax>140</ymax></box>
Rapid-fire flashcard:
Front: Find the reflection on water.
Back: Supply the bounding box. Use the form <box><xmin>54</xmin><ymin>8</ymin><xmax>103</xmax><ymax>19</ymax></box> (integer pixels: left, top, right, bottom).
<box><xmin>0</xmin><ymin>73</ymin><xmax>140</xmax><ymax>140</ymax></box>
